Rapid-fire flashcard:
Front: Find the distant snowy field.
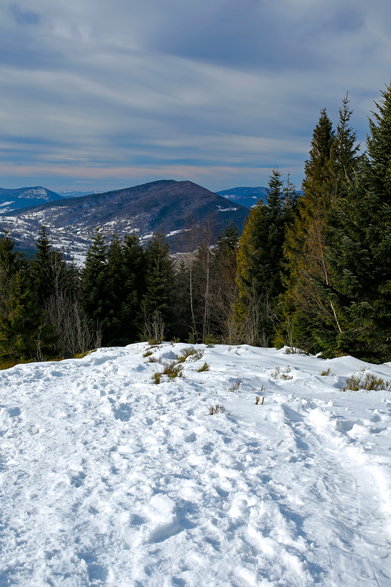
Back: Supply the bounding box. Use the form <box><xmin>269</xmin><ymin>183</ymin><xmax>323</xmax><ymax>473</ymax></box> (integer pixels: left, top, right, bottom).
<box><xmin>1</xmin><ymin>343</ymin><xmax>390</xmax><ymax>586</ymax></box>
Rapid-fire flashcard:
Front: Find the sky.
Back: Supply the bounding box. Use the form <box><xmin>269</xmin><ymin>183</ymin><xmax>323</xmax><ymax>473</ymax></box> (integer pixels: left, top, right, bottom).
<box><xmin>1</xmin><ymin>0</ymin><xmax>390</xmax><ymax>194</ymax></box>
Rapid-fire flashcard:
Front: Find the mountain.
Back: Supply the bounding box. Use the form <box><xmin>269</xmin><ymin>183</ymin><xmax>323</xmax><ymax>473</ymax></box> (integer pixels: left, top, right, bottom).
<box><xmin>0</xmin><ymin>179</ymin><xmax>249</xmax><ymax>259</ymax></box>
<box><xmin>217</xmin><ymin>186</ymin><xmax>268</xmax><ymax>208</ymax></box>
<box><xmin>0</xmin><ymin>186</ymin><xmax>65</xmax><ymax>214</ymax></box>
<box><xmin>59</xmin><ymin>190</ymin><xmax>96</xmax><ymax>198</ymax></box>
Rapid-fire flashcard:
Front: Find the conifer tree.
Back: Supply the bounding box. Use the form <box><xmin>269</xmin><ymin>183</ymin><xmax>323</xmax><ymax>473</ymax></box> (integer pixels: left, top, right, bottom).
<box><xmin>326</xmin><ymin>83</ymin><xmax>391</xmax><ymax>361</ymax></box>
<box><xmin>234</xmin><ymin>170</ymin><xmax>292</xmax><ymax>346</ymax></box>
<box><xmin>81</xmin><ymin>228</ymin><xmax>107</xmax><ymax>332</ymax></box>
<box><xmin>121</xmin><ymin>234</ymin><xmax>145</xmax><ymax>341</ymax></box>
<box><xmin>102</xmin><ymin>235</ymin><xmax>145</xmax><ymax>345</ymax></box>
<box><xmin>0</xmin><ymin>236</ymin><xmax>44</xmax><ymax>362</ymax></box>
<box><xmin>210</xmin><ymin>223</ymin><xmax>239</xmax><ymax>342</ymax></box>
<box><xmin>141</xmin><ymin>234</ymin><xmax>174</xmax><ymax>341</ymax></box>
<box><xmin>101</xmin><ymin>236</ymin><xmax>125</xmax><ymax>345</ymax></box>
<box><xmin>276</xmin><ymin>103</ymin><xmax>359</xmax><ymax>353</ymax></box>
<box><xmin>33</xmin><ymin>225</ymin><xmax>53</xmax><ymax>305</ymax></box>
<box><xmin>276</xmin><ymin>111</ymin><xmax>335</xmax><ymax>349</ymax></box>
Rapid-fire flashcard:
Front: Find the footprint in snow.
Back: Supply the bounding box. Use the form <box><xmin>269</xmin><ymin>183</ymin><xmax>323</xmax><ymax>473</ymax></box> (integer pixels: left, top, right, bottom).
<box><xmin>7</xmin><ymin>406</ymin><xmax>21</xmax><ymax>418</ymax></box>
<box><xmin>70</xmin><ymin>471</ymin><xmax>86</xmax><ymax>488</ymax></box>
<box><xmin>112</xmin><ymin>403</ymin><xmax>133</xmax><ymax>422</ymax></box>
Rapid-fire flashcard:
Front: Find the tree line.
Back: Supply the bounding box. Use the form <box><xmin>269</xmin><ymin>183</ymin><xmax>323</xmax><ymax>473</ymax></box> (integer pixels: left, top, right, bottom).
<box><xmin>0</xmin><ymin>82</ymin><xmax>390</xmax><ymax>365</ymax></box>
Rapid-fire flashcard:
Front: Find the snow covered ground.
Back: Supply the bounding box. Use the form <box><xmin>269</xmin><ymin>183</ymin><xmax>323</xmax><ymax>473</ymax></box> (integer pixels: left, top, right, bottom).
<box><xmin>0</xmin><ymin>343</ymin><xmax>390</xmax><ymax>586</ymax></box>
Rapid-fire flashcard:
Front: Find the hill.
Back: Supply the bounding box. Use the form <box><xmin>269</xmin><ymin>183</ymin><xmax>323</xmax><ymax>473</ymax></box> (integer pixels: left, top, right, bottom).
<box><xmin>0</xmin><ymin>186</ymin><xmax>65</xmax><ymax>214</ymax></box>
<box><xmin>218</xmin><ymin>186</ymin><xmax>268</xmax><ymax>208</ymax></box>
<box><xmin>0</xmin><ymin>342</ymin><xmax>390</xmax><ymax>584</ymax></box>
<box><xmin>0</xmin><ymin>180</ymin><xmax>249</xmax><ymax>258</ymax></box>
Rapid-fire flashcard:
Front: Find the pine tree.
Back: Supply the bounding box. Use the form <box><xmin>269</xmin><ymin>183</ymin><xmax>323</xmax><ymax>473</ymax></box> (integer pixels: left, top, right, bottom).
<box><xmin>234</xmin><ymin>170</ymin><xmax>292</xmax><ymax>346</ymax></box>
<box><xmin>33</xmin><ymin>225</ymin><xmax>53</xmax><ymax>305</ymax></box>
<box><xmin>210</xmin><ymin>224</ymin><xmax>239</xmax><ymax>342</ymax></box>
<box><xmin>121</xmin><ymin>234</ymin><xmax>146</xmax><ymax>342</ymax></box>
<box><xmin>102</xmin><ymin>235</ymin><xmax>145</xmax><ymax>345</ymax></box>
<box><xmin>0</xmin><ymin>236</ymin><xmax>44</xmax><ymax>362</ymax></box>
<box><xmin>142</xmin><ymin>234</ymin><xmax>174</xmax><ymax>341</ymax></box>
<box><xmin>276</xmin><ymin>106</ymin><xmax>357</xmax><ymax>352</ymax></box>
<box><xmin>81</xmin><ymin>229</ymin><xmax>107</xmax><ymax>333</ymax></box>
<box><xmin>326</xmin><ymin>83</ymin><xmax>391</xmax><ymax>361</ymax></box>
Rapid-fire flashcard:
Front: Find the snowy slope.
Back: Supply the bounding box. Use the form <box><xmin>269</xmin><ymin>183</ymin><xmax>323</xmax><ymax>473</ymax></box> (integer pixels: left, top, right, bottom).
<box><xmin>0</xmin><ymin>344</ymin><xmax>390</xmax><ymax>586</ymax></box>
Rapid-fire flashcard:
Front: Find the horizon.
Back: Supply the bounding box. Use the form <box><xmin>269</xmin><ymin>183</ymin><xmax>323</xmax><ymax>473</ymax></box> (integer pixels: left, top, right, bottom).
<box><xmin>1</xmin><ymin>1</ymin><xmax>390</xmax><ymax>192</ymax></box>
<box><xmin>0</xmin><ymin>178</ymin><xmax>269</xmax><ymax>195</ymax></box>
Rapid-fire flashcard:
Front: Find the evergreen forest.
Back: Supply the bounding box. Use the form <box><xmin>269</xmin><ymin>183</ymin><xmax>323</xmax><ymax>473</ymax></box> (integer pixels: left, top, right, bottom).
<box><xmin>1</xmin><ymin>82</ymin><xmax>390</xmax><ymax>366</ymax></box>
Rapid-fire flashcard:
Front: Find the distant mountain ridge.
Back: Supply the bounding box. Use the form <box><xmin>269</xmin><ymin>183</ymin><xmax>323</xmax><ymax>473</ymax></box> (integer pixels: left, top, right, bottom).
<box><xmin>217</xmin><ymin>187</ymin><xmax>268</xmax><ymax>208</ymax></box>
<box><xmin>59</xmin><ymin>190</ymin><xmax>96</xmax><ymax>198</ymax></box>
<box><xmin>0</xmin><ymin>186</ymin><xmax>65</xmax><ymax>214</ymax></box>
<box><xmin>0</xmin><ymin>179</ymin><xmax>249</xmax><ymax>259</ymax></box>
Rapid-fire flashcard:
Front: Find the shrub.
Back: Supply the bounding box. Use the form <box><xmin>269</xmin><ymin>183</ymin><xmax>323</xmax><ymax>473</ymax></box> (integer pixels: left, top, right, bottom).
<box><xmin>209</xmin><ymin>404</ymin><xmax>225</xmax><ymax>415</ymax></box>
<box><xmin>197</xmin><ymin>362</ymin><xmax>209</xmax><ymax>372</ymax></box>
<box><xmin>178</xmin><ymin>347</ymin><xmax>202</xmax><ymax>362</ymax></box>
<box><xmin>152</xmin><ymin>372</ymin><xmax>162</xmax><ymax>384</ymax></box>
<box><xmin>271</xmin><ymin>366</ymin><xmax>293</xmax><ymax>380</ymax></box>
<box><xmin>228</xmin><ymin>379</ymin><xmax>242</xmax><ymax>392</ymax></box>
<box><xmin>143</xmin><ymin>350</ymin><xmax>153</xmax><ymax>358</ymax></box>
<box><xmin>342</xmin><ymin>372</ymin><xmax>391</xmax><ymax>391</ymax></box>
<box><xmin>0</xmin><ymin>359</ymin><xmax>34</xmax><ymax>370</ymax></box>
<box><xmin>204</xmin><ymin>334</ymin><xmax>220</xmax><ymax>346</ymax></box>
<box><xmin>320</xmin><ymin>368</ymin><xmax>333</xmax><ymax>376</ymax></box>
<box><xmin>284</xmin><ymin>347</ymin><xmax>307</xmax><ymax>355</ymax></box>
<box><xmin>148</xmin><ymin>356</ymin><xmax>160</xmax><ymax>363</ymax></box>
<box><xmin>162</xmin><ymin>361</ymin><xmax>184</xmax><ymax>379</ymax></box>
<box><xmin>73</xmin><ymin>350</ymin><xmax>95</xmax><ymax>359</ymax></box>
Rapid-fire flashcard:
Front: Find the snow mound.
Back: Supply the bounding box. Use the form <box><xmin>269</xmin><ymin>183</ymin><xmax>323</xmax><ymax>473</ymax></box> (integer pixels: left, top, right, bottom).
<box><xmin>0</xmin><ymin>343</ymin><xmax>390</xmax><ymax>585</ymax></box>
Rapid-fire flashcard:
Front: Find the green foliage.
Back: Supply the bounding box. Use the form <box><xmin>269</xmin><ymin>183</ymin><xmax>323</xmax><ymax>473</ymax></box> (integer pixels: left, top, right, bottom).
<box><xmin>276</xmin><ymin>99</ymin><xmax>360</xmax><ymax>355</ymax></box>
<box><xmin>234</xmin><ymin>170</ymin><xmax>296</xmax><ymax>346</ymax></box>
<box><xmin>326</xmin><ymin>83</ymin><xmax>391</xmax><ymax>362</ymax></box>
<box><xmin>162</xmin><ymin>361</ymin><xmax>183</xmax><ymax>378</ymax></box>
<box><xmin>142</xmin><ymin>234</ymin><xmax>175</xmax><ymax>340</ymax></box>
<box><xmin>81</xmin><ymin>231</ymin><xmax>145</xmax><ymax>346</ymax></box>
<box><xmin>81</xmin><ymin>228</ymin><xmax>107</xmax><ymax>328</ymax></box>
<box><xmin>152</xmin><ymin>371</ymin><xmax>162</xmax><ymax>384</ymax></box>
<box><xmin>197</xmin><ymin>361</ymin><xmax>209</xmax><ymax>372</ymax></box>
<box><xmin>152</xmin><ymin>360</ymin><xmax>183</xmax><ymax>383</ymax></box>
<box><xmin>178</xmin><ymin>347</ymin><xmax>203</xmax><ymax>362</ymax></box>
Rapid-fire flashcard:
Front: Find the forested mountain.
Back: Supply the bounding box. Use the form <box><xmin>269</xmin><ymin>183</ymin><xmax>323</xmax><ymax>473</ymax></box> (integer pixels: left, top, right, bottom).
<box><xmin>0</xmin><ymin>180</ymin><xmax>248</xmax><ymax>257</ymax></box>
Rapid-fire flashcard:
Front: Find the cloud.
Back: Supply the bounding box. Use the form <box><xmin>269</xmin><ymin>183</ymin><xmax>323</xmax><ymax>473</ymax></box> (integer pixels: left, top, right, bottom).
<box><xmin>10</xmin><ymin>4</ymin><xmax>41</xmax><ymax>26</ymax></box>
<box><xmin>0</xmin><ymin>0</ymin><xmax>390</xmax><ymax>192</ymax></box>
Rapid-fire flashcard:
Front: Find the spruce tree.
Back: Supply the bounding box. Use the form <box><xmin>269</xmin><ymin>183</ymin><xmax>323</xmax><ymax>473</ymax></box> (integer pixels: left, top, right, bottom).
<box><xmin>276</xmin><ymin>103</ymin><xmax>360</xmax><ymax>353</ymax></box>
<box><xmin>276</xmin><ymin>110</ymin><xmax>335</xmax><ymax>350</ymax></box>
<box><xmin>141</xmin><ymin>234</ymin><xmax>174</xmax><ymax>341</ymax></box>
<box><xmin>121</xmin><ymin>234</ymin><xmax>145</xmax><ymax>342</ymax></box>
<box><xmin>102</xmin><ymin>235</ymin><xmax>145</xmax><ymax>345</ymax></box>
<box><xmin>234</xmin><ymin>170</ymin><xmax>291</xmax><ymax>346</ymax></box>
<box><xmin>81</xmin><ymin>229</ymin><xmax>107</xmax><ymax>333</ymax></box>
<box><xmin>0</xmin><ymin>236</ymin><xmax>44</xmax><ymax>362</ymax></box>
<box><xmin>326</xmin><ymin>83</ymin><xmax>391</xmax><ymax>361</ymax></box>
<box><xmin>210</xmin><ymin>224</ymin><xmax>239</xmax><ymax>342</ymax></box>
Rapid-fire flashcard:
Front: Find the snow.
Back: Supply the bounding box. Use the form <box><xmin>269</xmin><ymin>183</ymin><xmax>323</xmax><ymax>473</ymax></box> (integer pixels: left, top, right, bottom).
<box><xmin>0</xmin><ymin>343</ymin><xmax>390</xmax><ymax>586</ymax></box>
<box><xmin>217</xmin><ymin>206</ymin><xmax>238</xmax><ymax>212</ymax></box>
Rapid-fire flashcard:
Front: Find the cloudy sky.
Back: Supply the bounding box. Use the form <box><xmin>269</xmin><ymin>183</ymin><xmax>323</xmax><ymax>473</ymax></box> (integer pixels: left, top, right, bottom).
<box><xmin>1</xmin><ymin>0</ymin><xmax>390</xmax><ymax>193</ymax></box>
